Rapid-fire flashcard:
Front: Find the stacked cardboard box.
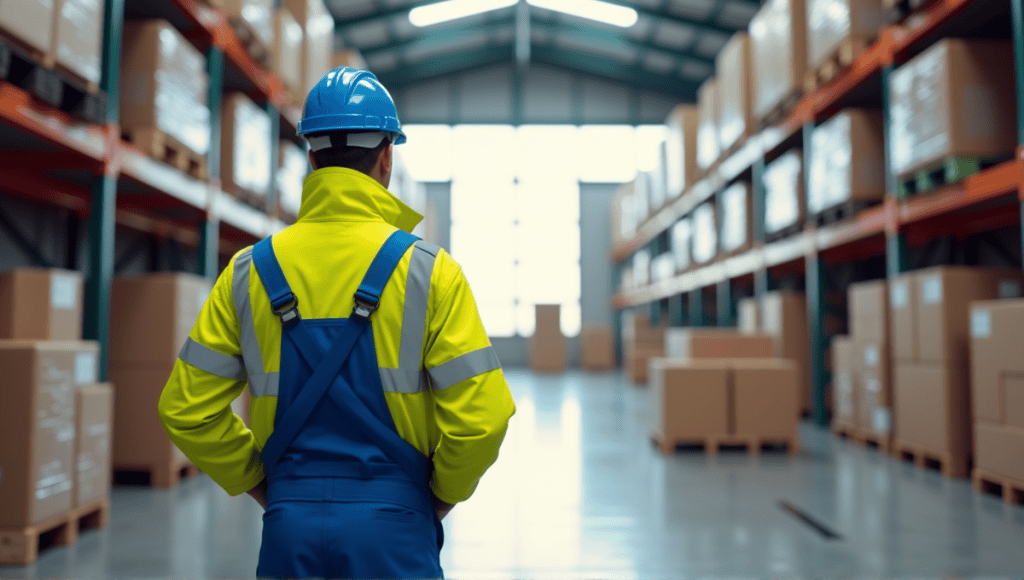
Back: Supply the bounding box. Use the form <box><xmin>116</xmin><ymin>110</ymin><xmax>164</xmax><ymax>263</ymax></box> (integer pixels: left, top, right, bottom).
<box><xmin>664</xmin><ymin>328</ymin><xmax>774</xmax><ymax>359</ymax></box>
<box><xmin>120</xmin><ymin>20</ymin><xmax>211</xmax><ymax>158</ymax></box>
<box><xmin>831</xmin><ymin>336</ymin><xmax>856</xmax><ymax>430</ymax></box>
<box><xmin>671</xmin><ymin>218</ymin><xmax>692</xmax><ymax>274</ymax></box>
<box><xmin>849</xmin><ymin>280</ymin><xmax>892</xmax><ymax>442</ymax></box>
<box><xmin>763</xmin><ymin>150</ymin><xmax>804</xmax><ymax>236</ymax></box>
<box><xmin>283</xmin><ymin>0</ymin><xmax>335</xmax><ymax>93</ymax></box>
<box><xmin>622</xmin><ymin>311</ymin><xmax>666</xmax><ymax>384</ymax></box>
<box><xmin>0</xmin><ymin>0</ymin><xmax>54</xmax><ymax>56</ymax></box>
<box><xmin>222</xmin><ymin>93</ymin><xmax>274</xmax><ymax>206</ymax></box>
<box><xmin>206</xmin><ymin>0</ymin><xmax>274</xmax><ymax>54</ymax></box>
<box><xmin>750</xmin><ymin>0</ymin><xmax>807</xmax><ymax>124</ymax></box>
<box><xmin>806</xmin><ymin>0</ymin><xmax>883</xmax><ymax>73</ymax></box>
<box><xmin>691</xmin><ymin>203</ymin><xmax>718</xmax><ymax>265</ymax></box>
<box><xmin>970</xmin><ymin>299</ymin><xmax>1024</xmax><ymax>488</ymax></box>
<box><xmin>0</xmin><ymin>269</ymin><xmax>84</xmax><ymax>340</ymax></box>
<box><xmin>272</xmin><ymin>7</ymin><xmax>304</xmax><ymax>99</ymax></box>
<box><xmin>580</xmin><ymin>324</ymin><xmax>615</xmax><ymax>372</ymax></box>
<box><xmin>808</xmin><ymin>109</ymin><xmax>885</xmax><ymax>216</ymax></box>
<box><xmin>761</xmin><ymin>291</ymin><xmax>811</xmax><ymax>414</ymax></box>
<box><xmin>277</xmin><ymin>140</ymin><xmax>308</xmax><ymax>217</ymax></box>
<box><xmin>53</xmin><ymin>0</ymin><xmax>105</xmax><ymax>86</ymax></box>
<box><xmin>530</xmin><ymin>304</ymin><xmax>567</xmax><ymax>374</ymax></box>
<box><xmin>612</xmin><ymin>182</ymin><xmax>637</xmax><ymax>247</ymax></box>
<box><xmin>716</xmin><ymin>33</ymin><xmax>754</xmax><ymax>154</ymax></box>
<box><xmin>696</xmin><ymin>79</ymin><xmax>720</xmax><ymax>172</ymax></box>
<box><xmin>718</xmin><ymin>182</ymin><xmax>752</xmax><ymax>256</ymax></box>
<box><xmin>664</xmin><ymin>105</ymin><xmax>699</xmax><ymax>201</ymax></box>
<box><xmin>75</xmin><ymin>383</ymin><xmax>113</xmax><ymax>508</ymax></box>
<box><xmin>108</xmin><ymin>273</ymin><xmax>213</xmax><ymax>485</ymax></box>
<box><xmin>892</xmin><ymin>267</ymin><xmax>1023</xmax><ymax>477</ymax></box>
<box><xmin>889</xmin><ymin>39</ymin><xmax>1015</xmax><ymax>183</ymax></box>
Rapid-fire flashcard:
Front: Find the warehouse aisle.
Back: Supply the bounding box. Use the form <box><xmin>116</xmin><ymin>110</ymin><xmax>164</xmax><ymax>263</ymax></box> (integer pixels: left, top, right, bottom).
<box><xmin>3</xmin><ymin>369</ymin><xmax>1024</xmax><ymax>579</ymax></box>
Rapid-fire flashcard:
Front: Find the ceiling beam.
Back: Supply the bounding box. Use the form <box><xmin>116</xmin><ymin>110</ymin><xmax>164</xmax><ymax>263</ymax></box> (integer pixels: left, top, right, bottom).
<box><xmin>531</xmin><ymin>45</ymin><xmax>699</xmax><ymax>100</ymax></box>
<box><xmin>376</xmin><ymin>45</ymin><xmax>517</xmax><ymax>89</ymax></box>
<box><xmin>530</xmin><ymin>13</ymin><xmax>715</xmax><ymax>65</ymax></box>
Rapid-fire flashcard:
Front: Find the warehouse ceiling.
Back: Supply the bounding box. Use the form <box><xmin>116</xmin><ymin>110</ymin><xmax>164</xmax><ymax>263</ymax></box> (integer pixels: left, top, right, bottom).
<box><xmin>329</xmin><ymin>0</ymin><xmax>761</xmax><ymax>100</ymax></box>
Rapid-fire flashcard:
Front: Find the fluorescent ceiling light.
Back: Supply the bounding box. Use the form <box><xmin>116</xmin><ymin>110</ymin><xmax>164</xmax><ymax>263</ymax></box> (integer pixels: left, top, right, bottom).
<box><xmin>527</xmin><ymin>0</ymin><xmax>639</xmax><ymax>28</ymax></box>
<box><xmin>409</xmin><ymin>0</ymin><xmax>518</xmax><ymax>27</ymax></box>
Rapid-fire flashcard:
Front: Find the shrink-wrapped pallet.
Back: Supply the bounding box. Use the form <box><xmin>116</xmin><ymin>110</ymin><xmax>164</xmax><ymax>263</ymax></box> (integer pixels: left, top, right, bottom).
<box><xmin>691</xmin><ymin>203</ymin><xmax>717</xmax><ymax>265</ymax></box>
<box><xmin>53</xmin><ymin>0</ymin><xmax>104</xmax><ymax>85</ymax></box>
<box><xmin>633</xmin><ymin>250</ymin><xmax>651</xmax><ymax>287</ymax></box>
<box><xmin>763</xmin><ymin>150</ymin><xmax>804</xmax><ymax>235</ymax></box>
<box><xmin>222</xmin><ymin>93</ymin><xmax>273</xmax><ymax>201</ymax></box>
<box><xmin>718</xmin><ymin>182</ymin><xmax>751</xmax><ymax>254</ymax></box>
<box><xmin>277</xmin><ymin>140</ymin><xmax>308</xmax><ymax>216</ymax></box>
<box><xmin>664</xmin><ymin>105</ymin><xmax>699</xmax><ymax>198</ymax></box>
<box><xmin>806</xmin><ymin>0</ymin><xmax>883</xmax><ymax>70</ymax></box>
<box><xmin>697</xmin><ymin>79</ymin><xmax>720</xmax><ymax>170</ymax></box>
<box><xmin>207</xmin><ymin>0</ymin><xmax>274</xmax><ymax>49</ymax></box>
<box><xmin>808</xmin><ymin>109</ymin><xmax>885</xmax><ymax>214</ymax></box>
<box><xmin>750</xmin><ymin>0</ymin><xmax>807</xmax><ymax>122</ymax></box>
<box><xmin>272</xmin><ymin>7</ymin><xmax>304</xmax><ymax>94</ymax></box>
<box><xmin>716</xmin><ymin>33</ymin><xmax>754</xmax><ymax>154</ymax></box>
<box><xmin>671</xmin><ymin>218</ymin><xmax>692</xmax><ymax>274</ymax></box>
<box><xmin>0</xmin><ymin>0</ymin><xmax>53</xmax><ymax>55</ymax></box>
<box><xmin>283</xmin><ymin>0</ymin><xmax>335</xmax><ymax>93</ymax></box>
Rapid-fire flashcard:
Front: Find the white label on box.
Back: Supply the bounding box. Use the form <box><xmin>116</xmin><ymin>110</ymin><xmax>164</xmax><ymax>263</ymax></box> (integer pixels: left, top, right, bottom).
<box><xmin>971</xmin><ymin>310</ymin><xmax>992</xmax><ymax>338</ymax></box>
<box><xmin>872</xmin><ymin>407</ymin><xmax>892</xmax><ymax>434</ymax></box>
<box><xmin>50</xmin><ymin>274</ymin><xmax>77</xmax><ymax>310</ymax></box>
<box><xmin>864</xmin><ymin>346</ymin><xmax>879</xmax><ymax>368</ymax></box>
<box><xmin>865</xmin><ymin>377</ymin><xmax>881</xmax><ymax>393</ymax></box>
<box><xmin>999</xmin><ymin>280</ymin><xmax>1022</xmax><ymax>299</ymax></box>
<box><xmin>922</xmin><ymin>276</ymin><xmax>943</xmax><ymax>304</ymax></box>
<box><xmin>75</xmin><ymin>352</ymin><xmax>97</xmax><ymax>385</ymax></box>
<box><xmin>890</xmin><ymin>283</ymin><xmax>908</xmax><ymax>309</ymax></box>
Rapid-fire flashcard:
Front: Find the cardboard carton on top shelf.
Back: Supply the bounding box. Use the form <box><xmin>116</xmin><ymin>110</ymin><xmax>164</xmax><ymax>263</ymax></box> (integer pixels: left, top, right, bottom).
<box><xmin>0</xmin><ymin>0</ymin><xmax>54</xmax><ymax>56</ymax></box>
<box><xmin>832</xmin><ymin>336</ymin><xmax>856</xmax><ymax>427</ymax></box>
<box><xmin>664</xmin><ymin>105</ymin><xmax>700</xmax><ymax>197</ymax></box>
<box><xmin>272</xmin><ymin>7</ymin><xmax>304</xmax><ymax>94</ymax></box>
<box><xmin>650</xmin><ymin>358</ymin><xmax>730</xmax><ymax>441</ymax></box>
<box><xmin>222</xmin><ymin>92</ymin><xmax>274</xmax><ymax>200</ymax></box>
<box><xmin>975</xmin><ymin>422</ymin><xmax>1024</xmax><ymax>483</ymax></box>
<box><xmin>75</xmin><ymin>383</ymin><xmax>113</xmax><ymax>507</ymax></box>
<box><xmin>716</xmin><ymin>32</ymin><xmax>754</xmax><ymax>154</ymax></box>
<box><xmin>733</xmin><ymin>358</ymin><xmax>800</xmax><ymax>442</ymax></box>
<box><xmin>968</xmin><ymin>299</ymin><xmax>1024</xmax><ymax>424</ymax></box>
<box><xmin>580</xmin><ymin>324</ymin><xmax>615</xmax><ymax>371</ymax></box>
<box><xmin>894</xmin><ymin>361</ymin><xmax>971</xmax><ymax>465</ymax></box>
<box><xmin>750</xmin><ymin>0</ymin><xmax>808</xmax><ymax>121</ymax></box>
<box><xmin>889</xmin><ymin>39</ymin><xmax>1016</xmax><ymax>179</ymax></box>
<box><xmin>53</xmin><ymin>0</ymin><xmax>105</xmax><ymax>85</ymax></box>
<box><xmin>282</xmin><ymin>0</ymin><xmax>334</xmax><ymax>93</ymax></box>
<box><xmin>0</xmin><ymin>268</ymin><xmax>83</xmax><ymax>340</ymax></box>
<box><xmin>806</xmin><ymin>0</ymin><xmax>883</xmax><ymax>71</ymax></box>
<box><xmin>808</xmin><ymin>109</ymin><xmax>886</xmax><ymax>216</ymax></box>
<box><xmin>696</xmin><ymin>78</ymin><xmax>720</xmax><ymax>170</ymax></box>
<box><xmin>889</xmin><ymin>273</ymin><xmax>916</xmax><ymax>362</ymax></box>
<box><xmin>109</xmin><ymin>273</ymin><xmax>212</xmax><ymax>366</ymax></box>
<box><xmin>914</xmin><ymin>266</ymin><xmax>1023</xmax><ymax>364</ymax></box>
<box><xmin>849</xmin><ymin>278</ymin><xmax>889</xmax><ymax>342</ymax></box>
<box><xmin>664</xmin><ymin>328</ymin><xmax>774</xmax><ymax>359</ymax></box>
<box><xmin>119</xmin><ymin>20</ymin><xmax>211</xmax><ymax>156</ymax></box>
<box><xmin>0</xmin><ymin>341</ymin><xmax>100</xmax><ymax>527</ymax></box>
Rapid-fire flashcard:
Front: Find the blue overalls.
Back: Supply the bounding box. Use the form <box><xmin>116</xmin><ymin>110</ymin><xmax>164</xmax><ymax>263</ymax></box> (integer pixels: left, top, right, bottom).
<box><xmin>250</xmin><ymin>230</ymin><xmax>444</xmax><ymax>580</ymax></box>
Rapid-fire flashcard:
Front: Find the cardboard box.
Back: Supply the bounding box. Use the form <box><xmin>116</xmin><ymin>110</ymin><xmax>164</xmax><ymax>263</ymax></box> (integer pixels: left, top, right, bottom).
<box><xmin>761</xmin><ymin>291</ymin><xmax>810</xmax><ymax>412</ymax></box>
<box><xmin>763</xmin><ymin>150</ymin><xmax>804</xmax><ymax>234</ymax></box>
<box><xmin>109</xmin><ymin>273</ymin><xmax>212</xmax><ymax>366</ymax></box>
<box><xmin>282</xmin><ymin>0</ymin><xmax>334</xmax><ymax>93</ymax></box>
<box><xmin>849</xmin><ymin>279</ymin><xmax>889</xmax><ymax>341</ymax></box>
<box><xmin>889</xmin><ymin>274</ymin><xmax>916</xmax><ymax>362</ymax></box>
<box><xmin>664</xmin><ymin>328</ymin><xmax>774</xmax><ymax>359</ymax></box>
<box><xmin>650</xmin><ymin>358</ymin><xmax>730</xmax><ymax>440</ymax></box>
<box><xmin>531</xmin><ymin>304</ymin><xmax>566</xmax><ymax>373</ymax></box>
<box><xmin>0</xmin><ymin>268</ymin><xmax>84</xmax><ymax>340</ymax></box>
<box><xmin>832</xmin><ymin>336</ymin><xmax>856</xmax><ymax>427</ymax></box>
<box><xmin>717</xmin><ymin>33</ymin><xmax>754</xmax><ymax>153</ymax></box>
<box><xmin>272</xmin><ymin>8</ymin><xmax>304</xmax><ymax>94</ymax></box>
<box><xmin>119</xmin><ymin>20</ymin><xmax>210</xmax><ymax>156</ymax></box>
<box><xmin>894</xmin><ymin>361</ymin><xmax>971</xmax><ymax>460</ymax></box>
<box><xmin>968</xmin><ymin>299</ymin><xmax>1024</xmax><ymax>424</ymax></box>
<box><xmin>696</xmin><ymin>78</ymin><xmax>720</xmax><ymax>170</ymax></box>
<box><xmin>665</xmin><ymin>105</ymin><xmax>700</xmax><ymax>197</ymax></box>
<box><xmin>621</xmin><ymin>311</ymin><xmax>667</xmax><ymax>347</ymax></box>
<box><xmin>52</xmin><ymin>0</ymin><xmax>104</xmax><ymax>85</ymax></box>
<box><xmin>222</xmin><ymin>92</ymin><xmax>273</xmax><ymax>199</ymax></box>
<box><xmin>0</xmin><ymin>0</ymin><xmax>54</xmax><ymax>55</ymax></box>
<box><xmin>627</xmin><ymin>344</ymin><xmax>664</xmax><ymax>384</ymax></box>
<box><xmin>750</xmin><ymin>0</ymin><xmax>807</xmax><ymax>121</ymax></box>
<box><xmin>691</xmin><ymin>202</ymin><xmax>718</xmax><ymax>265</ymax></box>
<box><xmin>580</xmin><ymin>324</ymin><xmax>615</xmax><ymax>371</ymax></box>
<box><xmin>718</xmin><ymin>182</ymin><xmax>751</xmax><ymax>255</ymax></box>
<box><xmin>733</xmin><ymin>359</ymin><xmax>800</xmax><ymax>441</ymax></box>
<box><xmin>75</xmin><ymin>383</ymin><xmax>113</xmax><ymax>507</ymax></box>
<box><xmin>808</xmin><ymin>109</ymin><xmax>885</xmax><ymax>215</ymax></box>
<box><xmin>915</xmin><ymin>267</ymin><xmax>1023</xmax><ymax>363</ymax></box>
<box><xmin>975</xmin><ymin>422</ymin><xmax>1024</xmax><ymax>483</ymax></box>
<box><xmin>855</xmin><ymin>337</ymin><xmax>891</xmax><ymax>436</ymax></box>
<box><xmin>0</xmin><ymin>341</ymin><xmax>99</xmax><ymax>527</ymax></box>
<box><xmin>108</xmin><ymin>363</ymin><xmax>186</xmax><ymax>468</ymax></box>
<box><xmin>738</xmin><ymin>298</ymin><xmax>759</xmax><ymax>334</ymax></box>
<box><xmin>806</xmin><ymin>0</ymin><xmax>883</xmax><ymax>70</ymax></box>
<box><xmin>890</xmin><ymin>39</ymin><xmax>1016</xmax><ymax>179</ymax></box>
<box><xmin>207</xmin><ymin>0</ymin><xmax>274</xmax><ymax>48</ymax></box>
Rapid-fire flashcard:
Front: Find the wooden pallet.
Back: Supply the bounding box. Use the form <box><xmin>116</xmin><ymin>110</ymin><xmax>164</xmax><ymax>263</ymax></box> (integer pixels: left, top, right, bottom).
<box><xmin>832</xmin><ymin>423</ymin><xmax>857</xmax><ymax>441</ymax></box>
<box><xmin>0</xmin><ymin>31</ymin><xmax>105</xmax><ymax>124</ymax></box>
<box><xmin>853</xmin><ymin>430</ymin><xmax>893</xmax><ymax>454</ymax></box>
<box><xmin>893</xmin><ymin>439</ymin><xmax>969</xmax><ymax>478</ymax></box>
<box><xmin>758</xmin><ymin>90</ymin><xmax>803</xmax><ymax>130</ymax></box>
<box><xmin>765</xmin><ymin>223</ymin><xmax>803</xmax><ymax>244</ymax></box>
<box><xmin>973</xmin><ymin>468</ymin><xmax>1024</xmax><ymax>506</ymax></box>
<box><xmin>803</xmin><ymin>35</ymin><xmax>874</xmax><ymax>93</ymax></box>
<box><xmin>226</xmin><ymin>17</ymin><xmax>269</xmax><ymax>66</ymax></box>
<box><xmin>896</xmin><ymin>155</ymin><xmax>1009</xmax><ymax>199</ymax></box>
<box><xmin>811</xmin><ymin>200</ymin><xmax>875</xmax><ymax>228</ymax></box>
<box><xmin>121</xmin><ymin>127</ymin><xmax>209</xmax><ymax>181</ymax></box>
<box><xmin>0</xmin><ymin>499</ymin><xmax>111</xmax><ymax>566</ymax></box>
<box><xmin>651</xmin><ymin>431</ymin><xmax>799</xmax><ymax>455</ymax></box>
<box><xmin>113</xmin><ymin>461</ymin><xmax>201</xmax><ymax>488</ymax></box>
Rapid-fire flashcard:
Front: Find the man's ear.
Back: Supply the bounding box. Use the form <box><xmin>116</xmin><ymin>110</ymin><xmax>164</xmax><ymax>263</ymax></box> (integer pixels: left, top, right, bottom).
<box><xmin>379</xmin><ymin>143</ymin><xmax>393</xmax><ymax>175</ymax></box>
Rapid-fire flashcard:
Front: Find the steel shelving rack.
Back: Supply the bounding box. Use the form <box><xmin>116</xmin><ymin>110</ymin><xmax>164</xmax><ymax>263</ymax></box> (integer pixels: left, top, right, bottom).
<box><xmin>612</xmin><ymin>0</ymin><xmax>1024</xmax><ymax>427</ymax></box>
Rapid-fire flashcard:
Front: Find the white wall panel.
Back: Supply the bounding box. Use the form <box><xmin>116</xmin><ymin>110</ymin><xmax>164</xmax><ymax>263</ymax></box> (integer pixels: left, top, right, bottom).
<box><xmin>458</xmin><ymin>65</ymin><xmax>514</xmax><ymax>123</ymax></box>
<box><xmin>522</xmin><ymin>65</ymin><xmax>574</xmax><ymax>123</ymax></box>
<box><xmin>580</xmin><ymin>78</ymin><xmax>630</xmax><ymax>123</ymax></box>
<box><xmin>400</xmin><ymin>78</ymin><xmax>452</xmax><ymax>123</ymax></box>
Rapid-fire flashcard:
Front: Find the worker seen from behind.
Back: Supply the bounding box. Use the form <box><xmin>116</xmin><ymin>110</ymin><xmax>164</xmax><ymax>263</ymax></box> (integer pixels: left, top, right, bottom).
<box><xmin>158</xmin><ymin>67</ymin><xmax>516</xmax><ymax>580</ymax></box>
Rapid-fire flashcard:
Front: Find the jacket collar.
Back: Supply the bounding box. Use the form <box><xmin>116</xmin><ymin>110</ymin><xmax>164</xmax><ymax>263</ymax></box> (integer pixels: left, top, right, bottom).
<box><xmin>297</xmin><ymin>167</ymin><xmax>423</xmax><ymax>232</ymax></box>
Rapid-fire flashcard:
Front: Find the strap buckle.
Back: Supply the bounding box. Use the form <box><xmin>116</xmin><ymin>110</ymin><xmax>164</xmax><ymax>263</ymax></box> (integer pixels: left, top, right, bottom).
<box><xmin>352</xmin><ymin>291</ymin><xmax>379</xmax><ymax>320</ymax></box>
<box><xmin>272</xmin><ymin>296</ymin><xmax>302</xmax><ymax>325</ymax></box>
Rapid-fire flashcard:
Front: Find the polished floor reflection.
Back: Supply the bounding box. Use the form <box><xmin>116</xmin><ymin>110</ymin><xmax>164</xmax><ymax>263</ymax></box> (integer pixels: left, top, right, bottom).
<box><xmin>3</xmin><ymin>369</ymin><xmax>1024</xmax><ymax>579</ymax></box>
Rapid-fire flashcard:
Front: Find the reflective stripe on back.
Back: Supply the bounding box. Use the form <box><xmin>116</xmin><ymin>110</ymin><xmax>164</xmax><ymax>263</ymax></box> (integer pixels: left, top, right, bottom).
<box><xmin>380</xmin><ymin>241</ymin><xmax>439</xmax><ymax>394</ymax></box>
<box><xmin>233</xmin><ymin>247</ymin><xmax>280</xmax><ymax>397</ymax></box>
<box><xmin>426</xmin><ymin>346</ymin><xmax>501</xmax><ymax>391</ymax></box>
<box><xmin>178</xmin><ymin>337</ymin><xmax>247</xmax><ymax>380</ymax></box>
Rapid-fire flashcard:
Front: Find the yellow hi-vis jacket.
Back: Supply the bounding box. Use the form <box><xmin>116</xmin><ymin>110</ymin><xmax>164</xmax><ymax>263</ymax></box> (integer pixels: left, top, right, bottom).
<box><xmin>158</xmin><ymin>167</ymin><xmax>516</xmax><ymax>505</ymax></box>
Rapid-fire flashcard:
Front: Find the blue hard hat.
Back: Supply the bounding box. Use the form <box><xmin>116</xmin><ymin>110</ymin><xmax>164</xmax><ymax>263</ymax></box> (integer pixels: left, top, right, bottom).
<box><xmin>297</xmin><ymin>67</ymin><xmax>406</xmax><ymax>145</ymax></box>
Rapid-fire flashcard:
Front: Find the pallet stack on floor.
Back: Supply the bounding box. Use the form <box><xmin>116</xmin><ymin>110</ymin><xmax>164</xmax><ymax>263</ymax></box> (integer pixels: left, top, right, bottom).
<box><xmin>0</xmin><ymin>269</ymin><xmax>113</xmax><ymax>566</ymax></box>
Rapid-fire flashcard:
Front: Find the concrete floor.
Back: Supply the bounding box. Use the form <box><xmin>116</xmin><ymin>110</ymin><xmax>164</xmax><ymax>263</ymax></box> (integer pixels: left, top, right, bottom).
<box><xmin>3</xmin><ymin>369</ymin><xmax>1024</xmax><ymax>579</ymax></box>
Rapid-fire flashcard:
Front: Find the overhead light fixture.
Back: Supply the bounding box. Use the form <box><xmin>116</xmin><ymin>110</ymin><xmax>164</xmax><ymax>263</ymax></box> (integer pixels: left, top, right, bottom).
<box><xmin>409</xmin><ymin>0</ymin><xmax>518</xmax><ymax>27</ymax></box>
<box><xmin>526</xmin><ymin>0</ymin><xmax>639</xmax><ymax>28</ymax></box>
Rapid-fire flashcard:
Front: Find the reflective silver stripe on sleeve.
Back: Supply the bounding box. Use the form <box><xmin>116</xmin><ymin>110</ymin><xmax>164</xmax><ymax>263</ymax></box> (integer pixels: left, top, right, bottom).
<box><xmin>381</xmin><ymin>241</ymin><xmax>438</xmax><ymax>394</ymax></box>
<box><xmin>427</xmin><ymin>347</ymin><xmax>501</xmax><ymax>391</ymax></box>
<box><xmin>178</xmin><ymin>337</ymin><xmax>247</xmax><ymax>380</ymax></box>
<box><xmin>232</xmin><ymin>248</ymin><xmax>279</xmax><ymax>397</ymax></box>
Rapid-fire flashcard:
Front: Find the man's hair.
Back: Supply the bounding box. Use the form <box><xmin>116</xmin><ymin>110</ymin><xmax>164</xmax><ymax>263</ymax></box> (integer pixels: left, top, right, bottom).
<box><xmin>310</xmin><ymin>131</ymin><xmax>391</xmax><ymax>175</ymax></box>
